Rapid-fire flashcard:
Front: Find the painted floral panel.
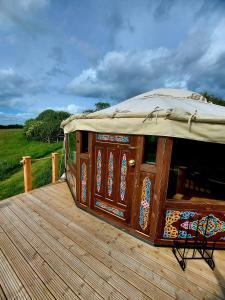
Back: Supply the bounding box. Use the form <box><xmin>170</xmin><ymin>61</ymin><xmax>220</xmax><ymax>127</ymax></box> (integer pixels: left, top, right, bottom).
<box><xmin>163</xmin><ymin>210</ymin><xmax>225</xmax><ymax>239</ymax></box>
<box><xmin>120</xmin><ymin>153</ymin><xmax>127</xmax><ymax>201</ymax></box>
<box><xmin>96</xmin><ymin>149</ymin><xmax>102</xmax><ymax>192</ymax></box>
<box><xmin>81</xmin><ymin>162</ymin><xmax>87</xmax><ymax>203</ymax></box>
<box><xmin>108</xmin><ymin>152</ymin><xmax>114</xmax><ymax>196</ymax></box>
<box><xmin>95</xmin><ymin>200</ymin><xmax>125</xmax><ymax>218</ymax></box>
<box><xmin>139</xmin><ymin>177</ymin><xmax>151</xmax><ymax>231</ymax></box>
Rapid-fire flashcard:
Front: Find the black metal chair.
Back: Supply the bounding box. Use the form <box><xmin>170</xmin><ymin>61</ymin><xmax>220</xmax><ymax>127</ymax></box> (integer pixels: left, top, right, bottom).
<box><xmin>172</xmin><ymin>215</ymin><xmax>216</xmax><ymax>271</ymax></box>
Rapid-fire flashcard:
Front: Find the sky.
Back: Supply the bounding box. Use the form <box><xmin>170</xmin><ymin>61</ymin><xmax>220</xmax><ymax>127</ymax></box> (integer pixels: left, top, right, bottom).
<box><xmin>0</xmin><ymin>0</ymin><xmax>225</xmax><ymax>125</ymax></box>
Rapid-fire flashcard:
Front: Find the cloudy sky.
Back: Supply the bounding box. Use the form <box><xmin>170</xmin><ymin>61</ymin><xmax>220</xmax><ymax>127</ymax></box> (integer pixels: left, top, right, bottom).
<box><xmin>0</xmin><ymin>0</ymin><xmax>225</xmax><ymax>124</ymax></box>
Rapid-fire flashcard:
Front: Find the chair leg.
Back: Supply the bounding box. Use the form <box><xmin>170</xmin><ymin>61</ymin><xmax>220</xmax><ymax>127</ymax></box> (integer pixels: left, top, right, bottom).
<box><xmin>172</xmin><ymin>248</ymin><xmax>186</xmax><ymax>271</ymax></box>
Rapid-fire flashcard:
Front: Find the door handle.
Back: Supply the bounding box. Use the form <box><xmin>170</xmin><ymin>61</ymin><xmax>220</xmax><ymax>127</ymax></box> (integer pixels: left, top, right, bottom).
<box><xmin>128</xmin><ymin>159</ymin><xmax>135</xmax><ymax>167</ymax></box>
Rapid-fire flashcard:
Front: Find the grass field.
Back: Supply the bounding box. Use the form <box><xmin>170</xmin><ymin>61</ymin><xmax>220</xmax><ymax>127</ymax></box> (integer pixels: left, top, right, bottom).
<box><xmin>0</xmin><ymin>129</ymin><xmax>64</xmax><ymax>200</ymax></box>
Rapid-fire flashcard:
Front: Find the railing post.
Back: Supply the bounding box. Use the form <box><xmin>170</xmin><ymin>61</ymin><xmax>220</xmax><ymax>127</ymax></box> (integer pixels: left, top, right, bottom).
<box><xmin>22</xmin><ymin>156</ymin><xmax>32</xmax><ymax>192</ymax></box>
<box><xmin>52</xmin><ymin>152</ymin><xmax>59</xmax><ymax>183</ymax></box>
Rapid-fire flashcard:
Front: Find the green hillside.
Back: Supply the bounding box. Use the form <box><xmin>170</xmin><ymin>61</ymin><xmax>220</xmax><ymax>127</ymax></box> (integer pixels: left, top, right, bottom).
<box><xmin>0</xmin><ymin>129</ymin><xmax>64</xmax><ymax>200</ymax></box>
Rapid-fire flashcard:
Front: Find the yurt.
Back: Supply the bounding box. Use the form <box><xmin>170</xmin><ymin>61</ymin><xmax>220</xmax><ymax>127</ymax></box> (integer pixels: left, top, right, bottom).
<box><xmin>61</xmin><ymin>88</ymin><xmax>225</xmax><ymax>247</ymax></box>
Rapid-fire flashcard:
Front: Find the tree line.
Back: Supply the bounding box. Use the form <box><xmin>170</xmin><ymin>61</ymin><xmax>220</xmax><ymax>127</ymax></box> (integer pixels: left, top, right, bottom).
<box><xmin>202</xmin><ymin>92</ymin><xmax>225</xmax><ymax>107</ymax></box>
<box><xmin>23</xmin><ymin>110</ymin><xmax>70</xmax><ymax>143</ymax></box>
<box><xmin>23</xmin><ymin>102</ymin><xmax>110</xmax><ymax>143</ymax></box>
<box><xmin>0</xmin><ymin>124</ymin><xmax>23</xmax><ymax>129</ymax></box>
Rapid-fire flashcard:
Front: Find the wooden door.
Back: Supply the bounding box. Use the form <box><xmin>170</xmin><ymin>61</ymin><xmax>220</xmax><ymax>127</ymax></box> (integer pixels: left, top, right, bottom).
<box><xmin>92</xmin><ymin>133</ymin><xmax>137</xmax><ymax>224</ymax></box>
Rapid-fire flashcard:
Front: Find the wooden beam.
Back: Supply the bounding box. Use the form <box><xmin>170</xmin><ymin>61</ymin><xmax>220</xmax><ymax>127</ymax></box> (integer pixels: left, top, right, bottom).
<box><xmin>22</xmin><ymin>156</ymin><xmax>32</xmax><ymax>192</ymax></box>
<box><xmin>149</xmin><ymin>137</ymin><xmax>173</xmax><ymax>242</ymax></box>
<box><xmin>52</xmin><ymin>153</ymin><xmax>59</xmax><ymax>183</ymax></box>
<box><xmin>87</xmin><ymin>132</ymin><xmax>94</xmax><ymax>208</ymax></box>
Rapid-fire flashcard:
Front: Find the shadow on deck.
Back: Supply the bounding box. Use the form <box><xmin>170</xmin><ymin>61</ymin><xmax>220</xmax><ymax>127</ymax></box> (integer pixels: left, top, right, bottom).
<box><xmin>0</xmin><ymin>182</ymin><xmax>225</xmax><ymax>300</ymax></box>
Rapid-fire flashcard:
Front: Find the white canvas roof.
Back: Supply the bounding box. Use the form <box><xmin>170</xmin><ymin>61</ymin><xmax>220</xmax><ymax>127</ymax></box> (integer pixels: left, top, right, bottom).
<box><xmin>61</xmin><ymin>88</ymin><xmax>225</xmax><ymax>144</ymax></box>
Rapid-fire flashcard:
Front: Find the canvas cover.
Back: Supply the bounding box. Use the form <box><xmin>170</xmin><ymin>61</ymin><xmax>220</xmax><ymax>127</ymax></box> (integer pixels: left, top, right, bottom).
<box><xmin>61</xmin><ymin>89</ymin><xmax>225</xmax><ymax>144</ymax></box>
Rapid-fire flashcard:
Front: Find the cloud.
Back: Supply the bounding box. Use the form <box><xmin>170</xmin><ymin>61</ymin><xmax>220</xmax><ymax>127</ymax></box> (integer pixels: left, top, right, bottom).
<box><xmin>0</xmin><ymin>0</ymin><xmax>49</xmax><ymax>32</ymax></box>
<box><xmin>0</xmin><ymin>68</ymin><xmax>49</xmax><ymax>109</ymax></box>
<box><xmin>47</xmin><ymin>104</ymin><xmax>81</xmax><ymax>114</ymax></box>
<box><xmin>105</xmin><ymin>7</ymin><xmax>135</xmax><ymax>48</ymax></box>
<box><xmin>46</xmin><ymin>66</ymin><xmax>71</xmax><ymax>77</ymax></box>
<box><xmin>67</xmin><ymin>48</ymin><xmax>171</xmax><ymax>100</ymax></box>
<box><xmin>68</xmin><ymin>48</ymin><xmax>172</xmax><ymax>100</ymax></box>
<box><xmin>68</xmin><ymin>36</ymin><xmax>101</xmax><ymax>65</ymax></box>
<box><xmin>0</xmin><ymin>111</ymin><xmax>35</xmax><ymax>125</ymax></box>
<box><xmin>0</xmin><ymin>68</ymin><xmax>28</xmax><ymax>101</ymax></box>
<box><xmin>67</xmin><ymin>15</ymin><xmax>225</xmax><ymax>100</ymax></box>
<box><xmin>0</xmin><ymin>98</ymin><xmax>26</xmax><ymax>109</ymax></box>
<box><xmin>0</xmin><ymin>0</ymin><xmax>49</xmax><ymax>16</ymax></box>
<box><xmin>1</xmin><ymin>0</ymin><xmax>225</xmax><ymax>127</ymax></box>
<box><xmin>0</xmin><ymin>103</ymin><xmax>81</xmax><ymax>125</ymax></box>
<box><xmin>48</xmin><ymin>46</ymin><xmax>65</xmax><ymax>64</ymax></box>
<box><xmin>153</xmin><ymin>0</ymin><xmax>176</xmax><ymax>20</ymax></box>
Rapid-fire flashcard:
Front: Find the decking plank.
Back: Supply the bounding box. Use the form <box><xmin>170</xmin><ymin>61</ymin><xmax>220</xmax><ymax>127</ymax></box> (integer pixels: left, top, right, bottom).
<box><xmin>9</xmin><ymin>200</ymin><xmax>132</xmax><ymax>300</ymax></box>
<box><xmin>16</xmin><ymin>194</ymin><xmax>175</xmax><ymax>300</ymax></box>
<box><xmin>0</xmin><ymin>250</ymin><xmax>31</xmax><ymax>300</ymax></box>
<box><xmin>30</xmin><ymin>187</ymin><xmax>225</xmax><ymax>300</ymax></box>
<box><xmin>0</xmin><ymin>228</ymin><xmax>55</xmax><ymax>300</ymax></box>
<box><xmin>0</xmin><ymin>286</ymin><xmax>7</xmax><ymax>300</ymax></box>
<box><xmin>19</xmin><ymin>193</ymin><xmax>198</xmax><ymax>300</ymax></box>
<box><xmin>46</xmin><ymin>186</ymin><xmax>225</xmax><ymax>283</ymax></box>
<box><xmin>8</xmin><ymin>199</ymin><xmax>151</xmax><ymax>300</ymax></box>
<box><xmin>44</xmin><ymin>185</ymin><xmax>225</xmax><ymax>278</ymax></box>
<box><xmin>1</xmin><ymin>182</ymin><xmax>225</xmax><ymax>300</ymax></box>
<box><xmin>0</xmin><ymin>212</ymin><xmax>79</xmax><ymax>300</ymax></box>
<box><xmin>1</xmin><ymin>206</ymin><xmax>103</xmax><ymax>300</ymax></box>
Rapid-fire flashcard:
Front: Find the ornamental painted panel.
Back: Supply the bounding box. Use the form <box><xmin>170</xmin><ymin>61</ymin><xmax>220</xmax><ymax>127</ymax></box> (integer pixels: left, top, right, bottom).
<box><xmin>108</xmin><ymin>152</ymin><xmax>114</xmax><ymax>196</ymax></box>
<box><xmin>96</xmin><ymin>149</ymin><xmax>102</xmax><ymax>193</ymax></box>
<box><xmin>181</xmin><ymin>214</ymin><xmax>225</xmax><ymax>238</ymax></box>
<box><xmin>120</xmin><ymin>153</ymin><xmax>127</xmax><ymax>201</ymax></box>
<box><xmin>139</xmin><ymin>177</ymin><xmax>151</xmax><ymax>231</ymax></box>
<box><xmin>81</xmin><ymin>162</ymin><xmax>87</xmax><ymax>203</ymax></box>
<box><xmin>97</xmin><ymin>134</ymin><xmax>129</xmax><ymax>143</ymax></box>
<box><xmin>95</xmin><ymin>200</ymin><xmax>125</xmax><ymax>218</ymax></box>
<box><xmin>163</xmin><ymin>210</ymin><xmax>225</xmax><ymax>239</ymax></box>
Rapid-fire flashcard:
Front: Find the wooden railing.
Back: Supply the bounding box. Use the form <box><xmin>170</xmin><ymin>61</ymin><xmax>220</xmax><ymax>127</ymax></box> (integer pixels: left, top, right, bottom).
<box><xmin>21</xmin><ymin>152</ymin><xmax>59</xmax><ymax>192</ymax></box>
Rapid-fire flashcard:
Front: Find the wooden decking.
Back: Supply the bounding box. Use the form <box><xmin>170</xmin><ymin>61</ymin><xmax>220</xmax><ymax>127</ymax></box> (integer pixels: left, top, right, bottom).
<box><xmin>0</xmin><ymin>183</ymin><xmax>225</xmax><ymax>300</ymax></box>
